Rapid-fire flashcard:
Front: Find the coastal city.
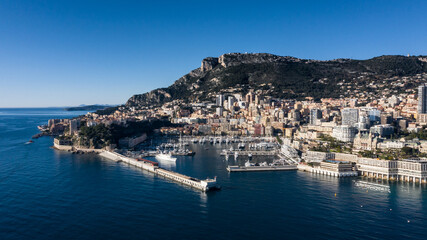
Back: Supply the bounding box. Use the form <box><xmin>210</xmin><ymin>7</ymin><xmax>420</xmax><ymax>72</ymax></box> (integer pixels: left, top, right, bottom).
<box><xmin>38</xmin><ymin>74</ymin><xmax>427</xmax><ymax>189</ymax></box>
<box><xmin>4</xmin><ymin>1</ymin><xmax>427</xmax><ymax>239</ymax></box>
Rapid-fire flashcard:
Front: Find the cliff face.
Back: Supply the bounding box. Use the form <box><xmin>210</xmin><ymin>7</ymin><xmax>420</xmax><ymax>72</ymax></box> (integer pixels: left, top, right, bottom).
<box><xmin>125</xmin><ymin>53</ymin><xmax>427</xmax><ymax>107</ymax></box>
<box><xmin>201</xmin><ymin>57</ymin><xmax>219</xmax><ymax>72</ymax></box>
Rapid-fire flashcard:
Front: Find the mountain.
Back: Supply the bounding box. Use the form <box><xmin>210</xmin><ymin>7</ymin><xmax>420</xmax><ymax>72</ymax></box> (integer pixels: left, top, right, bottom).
<box><xmin>126</xmin><ymin>53</ymin><xmax>427</xmax><ymax>107</ymax></box>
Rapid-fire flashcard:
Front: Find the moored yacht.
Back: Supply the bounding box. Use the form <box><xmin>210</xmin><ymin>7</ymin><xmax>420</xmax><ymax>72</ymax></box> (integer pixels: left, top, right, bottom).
<box><xmin>155</xmin><ymin>153</ymin><xmax>177</xmax><ymax>162</ymax></box>
<box><xmin>245</xmin><ymin>160</ymin><xmax>254</xmax><ymax>167</ymax></box>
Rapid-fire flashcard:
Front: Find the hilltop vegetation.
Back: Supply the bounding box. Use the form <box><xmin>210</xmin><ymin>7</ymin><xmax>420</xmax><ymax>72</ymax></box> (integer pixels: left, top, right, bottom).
<box><xmin>77</xmin><ymin>119</ymin><xmax>174</xmax><ymax>148</ymax></box>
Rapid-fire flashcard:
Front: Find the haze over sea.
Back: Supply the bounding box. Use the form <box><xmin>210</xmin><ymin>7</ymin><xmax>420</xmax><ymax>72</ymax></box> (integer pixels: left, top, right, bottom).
<box><xmin>1</xmin><ymin>108</ymin><xmax>427</xmax><ymax>240</ymax></box>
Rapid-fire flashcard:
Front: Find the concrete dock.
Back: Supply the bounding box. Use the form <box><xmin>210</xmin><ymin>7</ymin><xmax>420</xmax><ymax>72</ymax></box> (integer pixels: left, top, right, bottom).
<box><xmin>227</xmin><ymin>165</ymin><xmax>297</xmax><ymax>172</ymax></box>
<box><xmin>221</xmin><ymin>150</ymin><xmax>278</xmax><ymax>156</ymax></box>
<box><xmin>99</xmin><ymin>151</ymin><xmax>219</xmax><ymax>192</ymax></box>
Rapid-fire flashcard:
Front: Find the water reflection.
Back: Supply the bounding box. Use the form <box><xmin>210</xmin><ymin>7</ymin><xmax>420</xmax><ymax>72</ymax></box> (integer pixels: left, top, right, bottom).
<box><xmin>353</xmin><ymin>180</ymin><xmax>391</xmax><ymax>193</ymax></box>
<box><xmin>199</xmin><ymin>191</ymin><xmax>208</xmax><ymax>206</ymax></box>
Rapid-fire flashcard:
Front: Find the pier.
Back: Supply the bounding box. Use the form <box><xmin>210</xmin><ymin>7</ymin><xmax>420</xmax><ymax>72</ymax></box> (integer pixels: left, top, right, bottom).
<box><xmin>227</xmin><ymin>165</ymin><xmax>297</xmax><ymax>172</ymax></box>
<box><xmin>99</xmin><ymin>151</ymin><xmax>219</xmax><ymax>192</ymax></box>
<box><xmin>221</xmin><ymin>150</ymin><xmax>278</xmax><ymax>156</ymax></box>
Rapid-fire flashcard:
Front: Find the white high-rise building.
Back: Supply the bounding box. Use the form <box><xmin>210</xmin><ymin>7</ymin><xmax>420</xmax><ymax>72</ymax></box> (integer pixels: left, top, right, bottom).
<box><xmin>341</xmin><ymin>108</ymin><xmax>359</xmax><ymax>126</ymax></box>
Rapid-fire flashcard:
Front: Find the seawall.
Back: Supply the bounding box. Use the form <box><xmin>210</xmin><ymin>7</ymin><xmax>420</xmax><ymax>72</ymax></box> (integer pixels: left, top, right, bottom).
<box><xmin>99</xmin><ymin>151</ymin><xmax>218</xmax><ymax>191</ymax></box>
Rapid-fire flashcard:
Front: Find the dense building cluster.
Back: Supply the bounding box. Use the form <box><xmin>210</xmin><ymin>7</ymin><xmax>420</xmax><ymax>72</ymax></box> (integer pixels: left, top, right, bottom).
<box><xmin>44</xmin><ymin>82</ymin><xmax>427</xmax><ymax>159</ymax></box>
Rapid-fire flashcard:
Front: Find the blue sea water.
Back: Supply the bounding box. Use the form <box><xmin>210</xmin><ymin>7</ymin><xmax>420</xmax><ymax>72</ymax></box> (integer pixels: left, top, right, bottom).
<box><xmin>0</xmin><ymin>108</ymin><xmax>426</xmax><ymax>240</ymax></box>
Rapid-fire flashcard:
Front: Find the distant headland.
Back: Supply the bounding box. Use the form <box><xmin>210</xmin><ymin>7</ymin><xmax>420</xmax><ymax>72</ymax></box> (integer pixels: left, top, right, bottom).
<box><xmin>64</xmin><ymin>105</ymin><xmax>115</xmax><ymax>111</ymax></box>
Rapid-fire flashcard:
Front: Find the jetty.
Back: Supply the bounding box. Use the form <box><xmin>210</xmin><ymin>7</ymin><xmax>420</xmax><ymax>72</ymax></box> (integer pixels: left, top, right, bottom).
<box><xmin>221</xmin><ymin>150</ymin><xmax>278</xmax><ymax>156</ymax></box>
<box><xmin>99</xmin><ymin>151</ymin><xmax>219</xmax><ymax>192</ymax></box>
<box><xmin>227</xmin><ymin>165</ymin><xmax>297</xmax><ymax>172</ymax></box>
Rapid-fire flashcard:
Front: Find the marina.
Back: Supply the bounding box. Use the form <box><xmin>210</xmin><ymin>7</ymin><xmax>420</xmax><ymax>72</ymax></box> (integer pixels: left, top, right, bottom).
<box><xmin>184</xmin><ymin>136</ymin><xmax>277</xmax><ymax>145</ymax></box>
<box><xmin>4</xmin><ymin>107</ymin><xmax>427</xmax><ymax>240</ymax></box>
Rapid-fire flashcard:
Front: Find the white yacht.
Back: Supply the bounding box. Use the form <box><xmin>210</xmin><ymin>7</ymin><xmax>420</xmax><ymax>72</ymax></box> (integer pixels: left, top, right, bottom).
<box><xmin>245</xmin><ymin>160</ymin><xmax>254</xmax><ymax>167</ymax></box>
<box><xmin>155</xmin><ymin>153</ymin><xmax>177</xmax><ymax>162</ymax></box>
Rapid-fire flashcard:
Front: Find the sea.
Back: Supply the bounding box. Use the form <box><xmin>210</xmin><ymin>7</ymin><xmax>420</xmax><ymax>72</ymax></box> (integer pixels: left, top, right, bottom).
<box><xmin>0</xmin><ymin>108</ymin><xmax>426</xmax><ymax>240</ymax></box>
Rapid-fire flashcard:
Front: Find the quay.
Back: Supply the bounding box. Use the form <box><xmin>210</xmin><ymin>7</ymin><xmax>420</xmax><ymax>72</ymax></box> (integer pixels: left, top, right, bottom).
<box><xmin>227</xmin><ymin>165</ymin><xmax>297</xmax><ymax>172</ymax></box>
<box><xmin>99</xmin><ymin>151</ymin><xmax>219</xmax><ymax>192</ymax></box>
<box><xmin>221</xmin><ymin>150</ymin><xmax>278</xmax><ymax>156</ymax></box>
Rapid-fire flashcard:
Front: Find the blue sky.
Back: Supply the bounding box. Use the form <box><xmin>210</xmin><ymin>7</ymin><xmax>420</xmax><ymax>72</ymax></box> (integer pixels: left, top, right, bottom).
<box><xmin>0</xmin><ymin>0</ymin><xmax>426</xmax><ymax>107</ymax></box>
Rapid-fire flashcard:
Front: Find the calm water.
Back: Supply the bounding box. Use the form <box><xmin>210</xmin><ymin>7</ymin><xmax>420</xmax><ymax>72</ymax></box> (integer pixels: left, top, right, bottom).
<box><xmin>1</xmin><ymin>108</ymin><xmax>426</xmax><ymax>240</ymax></box>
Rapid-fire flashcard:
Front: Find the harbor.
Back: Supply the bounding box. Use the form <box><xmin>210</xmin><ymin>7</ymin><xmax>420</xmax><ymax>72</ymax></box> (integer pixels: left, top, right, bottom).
<box><xmin>5</xmin><ymin>108</ymin><xmax>427</xmax><ymax>240</ymax></box>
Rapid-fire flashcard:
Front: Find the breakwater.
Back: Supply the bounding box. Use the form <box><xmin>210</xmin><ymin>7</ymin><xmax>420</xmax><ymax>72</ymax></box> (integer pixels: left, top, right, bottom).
<box><xmin>99</xmin><ymin>151</ymin><xmax>219</xmax><ymax>191</ymax></box>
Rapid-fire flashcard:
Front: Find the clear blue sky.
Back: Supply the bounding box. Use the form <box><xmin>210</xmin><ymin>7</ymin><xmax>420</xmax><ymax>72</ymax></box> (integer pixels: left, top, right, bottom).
<box><xmin>1</xmin><ymin>0</ymin><xmax>426</xmax><ymax>107</ymax></box>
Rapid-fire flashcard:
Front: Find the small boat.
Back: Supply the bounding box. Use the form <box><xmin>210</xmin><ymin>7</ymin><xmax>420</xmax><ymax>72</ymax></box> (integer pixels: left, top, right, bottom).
<box><xmin>155</xmin><ymin>153</ymin><xmax>177</xmax><ymax>162</ymax></box>
<box><xmin>25</xmin><ymin>140</ymin><xmax>34</xmax><ymax>144</ymax></box>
